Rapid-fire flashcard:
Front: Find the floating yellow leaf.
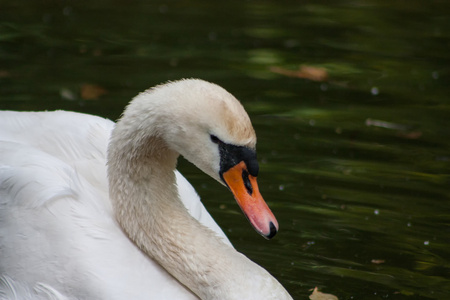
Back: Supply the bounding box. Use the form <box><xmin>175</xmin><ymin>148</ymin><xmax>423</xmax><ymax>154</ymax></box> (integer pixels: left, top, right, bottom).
<box><xmin>309</xmin><ymin>287</ymin><xmax>339</xmax><ymax>300</ymax></box>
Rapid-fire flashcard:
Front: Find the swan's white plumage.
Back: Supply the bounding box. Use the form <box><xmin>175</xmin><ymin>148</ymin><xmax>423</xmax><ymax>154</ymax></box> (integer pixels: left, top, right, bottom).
<box><xmin>0</xmin><ymin>275</ymin><xmax>70</xmax><ymax>300</ymax></box>
<box><xmin>0</xmin><ymin>79</ymin><xmax>292</xmax><ymax>300</ymax></box>
<box><xmin>0</xmin><ymin>112</ymin><xmax>207</xmax><ymax>299</ymax></box>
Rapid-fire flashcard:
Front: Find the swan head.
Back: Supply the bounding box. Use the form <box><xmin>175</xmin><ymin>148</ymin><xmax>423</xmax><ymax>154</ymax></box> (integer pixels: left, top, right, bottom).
<box><xmin>124</xmin><ymin>79</ymin><xmax>278</xmax><ymax>239</ymax></box>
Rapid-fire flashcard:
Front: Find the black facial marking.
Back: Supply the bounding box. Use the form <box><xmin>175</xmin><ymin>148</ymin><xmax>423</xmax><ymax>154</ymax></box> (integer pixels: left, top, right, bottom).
<box><xmin>217</xmin><ymin>141</ymin><xmax>259</xmax><ymax>183</ymax></box>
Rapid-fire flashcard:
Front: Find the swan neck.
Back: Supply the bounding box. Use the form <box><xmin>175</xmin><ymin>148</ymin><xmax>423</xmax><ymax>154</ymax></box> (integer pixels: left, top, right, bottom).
<box><xmin>106</xmin><ymin>110</ymin><xmax>292</xmax><ymax>299</ymax></box>
<box><xmin>107</xmin><ymin>125</ymin><xmax>230</xmax><ymax>299</ymax></box>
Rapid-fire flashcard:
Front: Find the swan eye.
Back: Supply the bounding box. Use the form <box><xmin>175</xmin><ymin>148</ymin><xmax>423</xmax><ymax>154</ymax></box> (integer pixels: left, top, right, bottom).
<box><xmin>210</xmin><ymin>134</ymin><xmax>221</xmax><ymax>144</ymax></box>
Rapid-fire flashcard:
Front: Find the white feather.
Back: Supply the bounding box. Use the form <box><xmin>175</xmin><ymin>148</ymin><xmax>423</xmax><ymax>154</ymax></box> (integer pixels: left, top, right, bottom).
<box><xmin>0</xmin><ymin>276</ymin><xmax>70</xmax><ymax>300</ymax></box>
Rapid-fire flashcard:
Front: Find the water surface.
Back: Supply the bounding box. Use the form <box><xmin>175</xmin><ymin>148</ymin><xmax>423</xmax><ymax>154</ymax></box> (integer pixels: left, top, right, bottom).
<box><xmin>1</xmin><ymin>1</ymin><xmax>449</xmax><ymax>299</ymax></box>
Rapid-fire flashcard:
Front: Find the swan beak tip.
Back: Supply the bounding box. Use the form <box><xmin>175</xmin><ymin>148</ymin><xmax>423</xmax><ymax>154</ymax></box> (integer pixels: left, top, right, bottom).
<box><xmin>266</xmin><ymin>221</ymin><xmax>278</xmax><ymax>239</ymax></box>
<box><xmin>222</xmin><ymin>161</ymin><xmax>279</xmax><ymax>239</ymax></box>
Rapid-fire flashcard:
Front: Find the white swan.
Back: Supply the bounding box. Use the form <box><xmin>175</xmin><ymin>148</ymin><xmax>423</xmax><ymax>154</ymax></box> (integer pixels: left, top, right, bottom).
<box><xmin>0</xmin><ymin>79</ymin><xmax>293</xmax><ymax>300</ymax></box>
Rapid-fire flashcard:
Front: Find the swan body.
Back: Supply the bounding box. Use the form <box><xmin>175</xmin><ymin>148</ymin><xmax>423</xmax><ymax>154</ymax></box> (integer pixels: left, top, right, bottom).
<box><xmin>0</xmin><ymin>79</ymin><xmax>292</xmax><ymax>299</ymax></box>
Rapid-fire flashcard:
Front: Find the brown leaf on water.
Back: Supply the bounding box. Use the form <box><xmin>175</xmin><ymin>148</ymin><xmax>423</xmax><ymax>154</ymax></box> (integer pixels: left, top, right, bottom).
<box><xmin>371</xmin><ymin>259</ymin><xmax>386</xmax><ymax>264</ymax></box>
<box><xmin>270</xmin><ymin>65</ymin><xmax>329</xmax><ymax>82</ymax></box>
<box><xmin>309</xmin><ymin>287</ymin><xmax>339</xmax><ymax>300</ymax></box>
<box><xmin>397</xmin><ymin>131</ymin><xmax>422</xmax><ymax>139</ymax></box>
<box><xmin>0</xmin><ymin>70</ymin><xmax>11</xmax><ymax>78</ymax></box>
<box><xmin>80</xmin><ymin>84</ymin><xmax>108</xmax><ymax>100</ymax></box>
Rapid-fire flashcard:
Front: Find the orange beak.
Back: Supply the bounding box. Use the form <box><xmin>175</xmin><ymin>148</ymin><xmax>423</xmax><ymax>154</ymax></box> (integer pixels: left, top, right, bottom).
<box><xmin>222</xmin><ymin>161</ymin><xmax>278</xmax><ymax>239</ymax></box>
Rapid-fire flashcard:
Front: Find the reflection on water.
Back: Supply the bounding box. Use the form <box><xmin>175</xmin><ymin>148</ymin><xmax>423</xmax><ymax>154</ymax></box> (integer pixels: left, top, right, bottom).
<box><xmin>1</xmin><ymin>1</ymin><xmax>449</xmax><ymax>299</ymax></box>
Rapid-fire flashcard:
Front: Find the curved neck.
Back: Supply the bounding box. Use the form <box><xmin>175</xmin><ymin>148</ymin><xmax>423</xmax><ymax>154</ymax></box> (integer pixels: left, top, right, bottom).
<box><xmin>106</xmin><ymin>119</ymin><xmax>291</xmax><ymax>300</ymax></box>
<box><xmin>107</xmin><ymin>124</ymin><xmax>230</xmax><ymax>299</ymax></box>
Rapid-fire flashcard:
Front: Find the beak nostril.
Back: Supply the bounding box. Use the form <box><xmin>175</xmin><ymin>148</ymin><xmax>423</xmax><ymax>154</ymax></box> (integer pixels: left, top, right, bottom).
<box><xmin>241</xmin><ymin>170</ymin><xmax>253</xmax><ymax>196</ymax></box>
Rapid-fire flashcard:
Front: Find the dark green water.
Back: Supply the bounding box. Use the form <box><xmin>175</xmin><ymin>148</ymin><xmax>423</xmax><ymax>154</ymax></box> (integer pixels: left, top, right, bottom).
<box><xmin>1</xmin><ymin>1</ymin><xmax>449</xmax><ymax>299</ymax></box>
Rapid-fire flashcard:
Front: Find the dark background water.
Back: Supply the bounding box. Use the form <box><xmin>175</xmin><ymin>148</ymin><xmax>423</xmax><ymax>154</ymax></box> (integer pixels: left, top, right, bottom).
<box><xmin>1</xmin><ymin>1</ymin><xmax>449</xmax><ymax>299</ymax></box>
